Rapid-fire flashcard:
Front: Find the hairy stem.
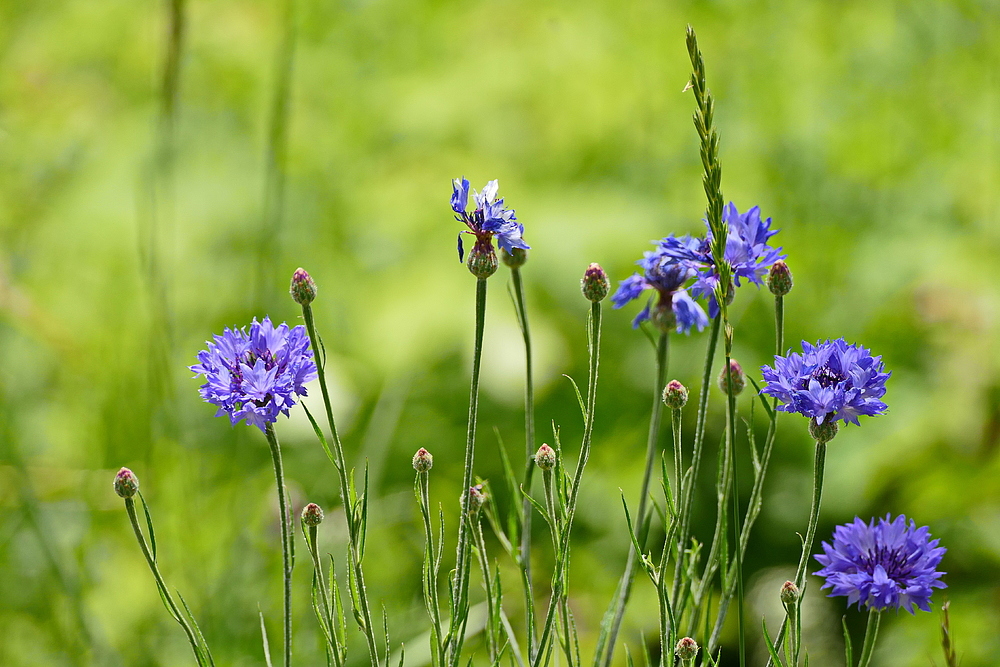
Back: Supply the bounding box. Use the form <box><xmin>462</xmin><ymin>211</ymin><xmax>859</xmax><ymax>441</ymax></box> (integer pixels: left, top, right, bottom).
<box><xmin>264</xmin><ymin>424</ymin><xmax>293</xmax><ymax>667</ymax></box>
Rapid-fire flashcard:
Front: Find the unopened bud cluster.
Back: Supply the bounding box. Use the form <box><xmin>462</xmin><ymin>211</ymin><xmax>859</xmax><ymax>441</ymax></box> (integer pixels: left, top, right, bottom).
<box><xmin>662</xmin><ymin>380</ymin><xmax>688</xmax><ymax>410</ymax></box>
<box><xmin>768</xmin><ymin>260</ymin><xmax>793</xmax><ymax>297</ymax></box>
<box><xmin>114</xmin><ymin>467</ymin><xmax>139</xmax><ymax>499</ymax></box>
<box><xmin>412</xmin><ymin>448</ymin><xmax>434</xmax><ymax>473</ymax></box>
<box><xmin>301</xmin><ymin>502</ymin><xmax>324</xmax><ymax>527</ymax></box>
<box><xmin>289</xmin><ymin>267</ymin><xmax>317</xmax><ymax>305</ymax></box>
<box><xmin>534</xmin><ymin>443</ymin><xmax>556</xmax><ymax>471</ymax></box>
<box><xmin>581</xmin><ymin>263</ymin><xmax>609</xmax><ymax>302</ymax></box>
<box><xmin>502</xmin><ymin>247</ymin><xmax>528</xmax><ymax>268</ymax></box>
<box><xmin>718</xmin><ymin>359</ymin><xmax>745</xmax><ymax>396</ymax></box>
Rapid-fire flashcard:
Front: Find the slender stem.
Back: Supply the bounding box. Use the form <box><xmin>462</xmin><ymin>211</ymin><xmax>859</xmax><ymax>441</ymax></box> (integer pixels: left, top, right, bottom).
<box><xmin>600</xmin><ymin>331</ymin><xmax>667</xmax><ymax>667</ymax></box>
<box><xmin>264</xmin><ymin>424</ymin><xmax>293</xmax><ymax>667</ymax></box>
<box><xmin>471</xmin><ymin>516</ymin><xmax>499</xmax><ymax>662</ymax></box>
<box><xmin>856</xmin><ymin>609</ymin><xmax>881</xmax><ymax>667</ymax></box>
<box><xmin>305</xmin><ymin>524</ymin><xmax>340</xmax><ymax>666</ymax></box>
<box><xmin>449</xmin><ymin>278</ymin><xmax>489</xmax><ymax>666</ymax></box>
<box><xmin>789</xmin><ymin>441</ymin><xmax>827</xmax><ymax>666</ymax></box>
<box><xmin>417</xmin><ymin>472</ymin><xmax>445</xmax><ymax>667</ymax></box>
<box><xmin>512</xmin><ymin>265</ymin><xmax>538</xmax><ymax>658</ymax></box>
<box><xmin>721</xmin><ymin>325</ymin><xmax>746</xmax><ymax>667</ymax></box>
<box><xmin>775</xmin><ymin>295</ymin><xmax>784</xmax><ymax>357</ymax></box>
<box><xmin>301</xmin><ymin>303</ymin><xmax>380</xmax><ymax>665</ymax></box>
<box><xmin>124</xmin><ymin>498</ymin><xmax>204</xmax><ymax>664</ymax></box>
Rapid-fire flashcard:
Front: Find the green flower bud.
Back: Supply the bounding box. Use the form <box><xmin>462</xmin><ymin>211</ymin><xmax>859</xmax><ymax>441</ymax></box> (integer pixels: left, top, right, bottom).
<box><xmin>780</xmin><ymin>580</ymin><xmax>799</xmax><ymax>605</ymax></box>
<box><xmin>674</xmin><ymin>637</ymin><xmax>699</xmax><ymax>662</ymax></box>
<box><xmin>301</xmin><ymin>503</ymin><xmax>324</xmax><ymax>527</ymax></box>
<box><xmin>768</xmin><ymin>260</ymin><xmax>793</xmax><ymax>297</ymax></box>
<box><xmin>463</xmin><ymin>484</ymin><xmax>487</xmax><ymax>514</ymax></box>
<box><xmin>290</xmin><ymin>267</ymin><xmax>317</xmax><ymax>305</ymax></box>
<box><xmin>502</xmin><ymin>247</ymin><xmax>528</xmax><ymax>268</ymax></box>
<box><xmin>412</xmin><ymin>448</ymin><xmax>434</xmax><ymax>473</ymax></box>
<box><xmin>114</xmin><ymin>467</ymin><xmax>139</xmax><ymax>499</ymax></box>
<box><xmin>718</xmin><ymin>359</ymin><xmax>745</xmax><ymax>396</ymax></box>
<box><xmin>534</xmin><ymin>444</ymin><xmax>556</xmax><ymax>471</ymax></box>
<box><xmin>662</xmin><ymin>380</ymin><xmax>689</xmax><ymax>410</ymax></box>
<box><xmin>581</xmin><ymin>263</ymin><xmax>610</xmax><ymax>302</ymax></box>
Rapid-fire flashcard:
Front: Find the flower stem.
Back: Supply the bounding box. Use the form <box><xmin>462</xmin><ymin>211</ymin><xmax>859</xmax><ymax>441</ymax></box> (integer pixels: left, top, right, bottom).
<box><xmin>449</xmin><ymin>277</ymin><xmax>489</xmax><ymax>667</ymax></box>
<box><xmin>264</xmin><ymin>424</ymin><xmax>293</xmax><ymax>667</ymax></box>
<box><xmin>512</xmin><ymin>265</ymin><xmax>538</xmax><ymax>657</ymax></box>
<box><xmin>304</xmin><ymin>523</ymin><xmax>341</xmax><ymax>667</ymax></box>
<box><xmin>417</xmin><ymin>471</ymin><xmax>445</xmax><ymax>667</ymax></box>
<box><xmin>598</xmin><ymin>330</ymin><xmax>667</xmax><ymax>667</ymax></box>
<box><xmin>721</xmin><ymin>322</ymin><xmax>746</xmax><ymax>667</ymax></box>
<box><xmin>300</xmin><ymin>302</ymin><xmax>381</xmax><ymax>665</ymax></box>
<box><xmin>124</xmin><ymin>497</ymin><xmax>208</xmax><ymax>666</ymax></box>
<box><xmin>787</xmin><ymin>440</ymin><xmax>827</xmax><ymax>667</ymax></box>
<box><xmin>857</xmin><ymin>609</ymin><xmax>881</xmax><ymax>667</ymax></box>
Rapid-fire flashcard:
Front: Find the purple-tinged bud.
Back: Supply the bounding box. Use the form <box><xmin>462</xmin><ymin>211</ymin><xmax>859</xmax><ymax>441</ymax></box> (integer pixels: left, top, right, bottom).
<box><xmin>662</xmin><ymin>380</ymin><xmax>689</xmax><ymax>410</ymax></box>
<box><xmin>581</xmin><ymin>263</ymin><xmax>610</xmax><ymax>302</ymax></box>
<box><xmin>463</xmin><ymin>484</ymin><xmax>487</xmax><ymax>514</ymax></box>
<box><xmin>412</xmin><ymin>448</ymin><xmax>434</xmax><ymax>473</ymax></box>
<box><xmin>674</xmin><ymin>637</ymin><xmax>699</xmax><ymax>663</ymax></box>
<box><xmin>290</xmin><ymin>267</ymin><xmax>317</xmax><ymax>305</ymax></box>
<box><xmin>534</xmin><ymin>444</ymin><xmax>556</xmax><ymax>471</ymax></box>
<box><xmin>467</xmin><ymin>240</ymin><xmax>498</xmax><ymax>279</ymax></box>
<box><xmin>502</xmin><ymin>247</ymin><xmax>528</xmax><ymax>268</ymax></box>
<box><xmin>301</xmin><ymin>502</ymin><xmax>324</xmax><ymax>527</ymax></box>
<box><xmin>718</xmin><ymin>359</ymin><xmax>745</xmax><ymax>396</ymax></box>
<box><xmin>780</xmin><ymin>580</ymin><xmax>799</xmax><ymax>605</ymax></box>
<box><xmin>114</xmin><ymin>467</ymin><xmax>139</xmax><ymax>499</ymax></box>
<box><xmin>809</xmin><ymin>417</ymin><xmax>839</xmax><ymax>444</ymax></box>
<box><xmin>768</xmin><ymin>260</ymin><xmax>793</xmax><ymax>297</ymax></box>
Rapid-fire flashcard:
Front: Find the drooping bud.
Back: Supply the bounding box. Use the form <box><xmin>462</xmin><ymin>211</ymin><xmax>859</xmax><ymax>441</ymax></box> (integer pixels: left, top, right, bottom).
<box><xmin>467</xmin><ymin>239</ymin><xmax>498</xmax><ymax>279</ymax></box>
<box><xmin>809</xmin><ymin>417</ymin><xmax>839</xmax><ymax>444</ymax></box>
<box><xmin>114</xmin><ymin>467</ymin><xmax>139</xmax><ymax>499</ymax></box>
<box><xmin>674</xmin><ymin>637</ymin><xmax>699</xmax><ymax>663</ymax></box>
<box><xmin>289</xmin><ymin>267</ymin><xmax>317</xmax><ymax>305</ymax></box>
<box><xmin>412</xmin><ymin>448</ymin><xmax>434</xmax><ymax>473</ymax></box>
<box><xmin>662</xmin><ymin>380</ymin><xmax>689</xmax><ymax>410</ymax></box>
<box><xmin>301</xmin><ymin>502</ymin><xmax>324</xmax><ymax>527</ymax></box>
<box><xmin>502</xmin><ymin>247</ymin><xmax>528</xmax><ymax>268</ymax></box>
<box><xmin>768</xmin><ymin>260</ymin><xmax>793</xmax><ymax>297</ymax></box>
<box><xmin>463</xmin><ymin>484</ymin><xmax>487</xmax><ymax>514</ymax></box>
<box><xmin>718</xmin><ymin>359</ymin><xmax>745</xmax><ymax>396</ymax></box>
<box><xmin>581</xmin><ymin>263</ymin><xmax>610</xmax><ymax>302</ymax></box>
<box><xmin>534</xmin><ymin>444</ymin><xmax>556</xmax><ymax>471</ymax></box>
<box><xmin>780</xmin><ymin>580</ymin><xmax>799</xmax><ymax>605</ymax></box>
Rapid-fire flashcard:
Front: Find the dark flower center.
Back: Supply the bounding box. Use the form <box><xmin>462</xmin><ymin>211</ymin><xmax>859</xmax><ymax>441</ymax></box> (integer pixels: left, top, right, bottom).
<box><xmin>858</xmin><ymin>545</ymin><xmax>912</xmax><ymax>581</ymax></box>
<box><xmin>803</xmin><ymin>364</ymin><xmax>845</xmax><ymax>389</ymax></box>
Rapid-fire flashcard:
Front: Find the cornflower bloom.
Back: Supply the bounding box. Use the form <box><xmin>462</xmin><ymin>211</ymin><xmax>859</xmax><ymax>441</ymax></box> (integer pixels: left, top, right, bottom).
<box><xmin>190</xmin><ymin>317</ymin><xmax>317</xmax><ymax>432</ymax></box>
<box><xmin>760</xmin><ymin>338</ymin><xmax>890</xmax><ymax>426</ymax></box>
<box><xmin>452</xmin><ymin>177</ymin><xmax>529</xmax><ymax>263</ymax></box>
<box><xmin>660</xmin><ymin>202</ymin><xmax>785</xmax><ymax>317</ymax></box>
<box><xmin>814</xmin><ymin>515</ymin><xmax>946</xmax><ymax>613</ymax></box>
<box><xmin>611</xmin><ymin>244</ymin><xmax>708</xmax><ymax>333</ymax></box>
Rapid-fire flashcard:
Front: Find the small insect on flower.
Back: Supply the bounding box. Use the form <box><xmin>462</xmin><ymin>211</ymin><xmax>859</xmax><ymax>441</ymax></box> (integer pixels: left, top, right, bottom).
<box><xmin>814</xmin><ymin>515</ymin><xmax>946</xmax><ymax>613</ymax></box>
<box><xmin>190</xmin><ymin>317</ymin><xmax>318</xmax><ymax>433</ymax></box>
<box><xmin>452</xmin><ymin>177</ymin><xmax>529</xmax><ymax>279</ymax></box>
<box><xmin>760</xmin><ymin>338</ymin><xmax>890</xmax><ymax>429</ymax></box>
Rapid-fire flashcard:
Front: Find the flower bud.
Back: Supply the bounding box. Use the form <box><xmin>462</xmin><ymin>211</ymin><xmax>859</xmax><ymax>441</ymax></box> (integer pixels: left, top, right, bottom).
<box><xmin>289</xmin><ymin>267</ymin><xmax>317</xmax><ymax>305</ymax></box>
<box><xmin>467</xmin><ymin>241</ymin><xmax>498</xmax><ymax>279</ymax></box>
<box><xmin>780</xmin><ymin>580</ymin><xmax>799</xmax><ymax>605</ymax></box>
<box><xmin>662</xmin><ymin>380</ymin><xmax>689</xmax><ymax>410</ymax></box>
<box><xmin>463</xmin><ymin>484</ymin><xmax>487</xmax><ymax>514</ymax></box>
<box><xmin>809</xmin><ymin>417</ymin><xmax>839</xmax><ymax>444</ymax></box>
<box><xmin>718</xmin><ymin>359</ymin><xmax>745</xmax><ymax>396</ymax></box>
<box><xmin>674</xmin><ymin>637</ymin><xmax>699</xmax><ymax>662</ymax></box>
<box><xmin>301</xmin><ymin>502</ymin><xmax>324</xmax><ymax>527</ymax></box>
<box><xmin>502</xmin><ymin>247</ymin><xmax>528</xmax><ymax>268</ymax></box>
<box><xmin>534</xmin><ymin>444</ymin><xmax>556</xmax><ymax>471</ymax></box>
<box><xmin>768</xmin><ymin>260</ymin><xmax>793</xmax><ymax>297</ymax></box>
<box><xmin>649</xmin><ymin>299</ymin><xmax>676</xmax><ymax>333</ymax></box>
<box><xmin>114</xmin><ymin>467</ymin><xmax>139</xmax><ymax>499</ymax></box>
<box><xmin>412</xmin><ymin>448</ymin><xmax>434</xmax><ymax>473</ymax></box>
<box><xmin>581</xmin><ymin>263</ymin><xmax>610</xmax><ymax>302</ymax></box>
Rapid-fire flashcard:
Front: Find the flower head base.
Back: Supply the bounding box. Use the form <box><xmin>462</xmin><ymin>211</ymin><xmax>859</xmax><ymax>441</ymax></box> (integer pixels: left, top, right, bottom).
<box><xmin>761</xmin><ymin>339</ymin><xmax>890</xmax><ymax>426</ymax></box>
<box><xmin>289</xmin><ymin>267</ymin><xmax>317</xmax><ymax>306</ymax></box>
<box><xmin>412</xmin><ymin>448</ymin><xmax>434</xmax><ymax>473</ymax></box>
<box><xmin>301</xmin><ymin>503</ymin><xmax>324</xmax><ymax>527</ymax></box>
<box><xmin>502</xmin><ymin>247</ymin><xmax>528</xmax><ymax>268</ymax></box>
<box><xmin>114</xmin><ymin>467</ymin><xmax>139</xmax><ymax>499</ymax></box>
<box><xmin>190</xmin><ymin>317</ymin><xmax>318</xmax><ymax>433</ymax></box>
<box><xmin>660</xmin><ymin>203</ymin><xmax>785</xmax><ymax>317</ymax></box>
<box><xmin>814</xmin><ymin>514</ymin><xmax>946</xmax><ymax>613</ymax></box>
<box><xmin>611</xmin><ymin>245</ymin><xmax>708</xmax><ymax>334</ymax></box>
<box><xmin>581</xmin><ymin>263</ymin><xmax>610</xmax><ymax>302</ymax></box>
<box><xmin>452</xmin><ymin>177</ymin><xmax>529</xmax><ymax>276</ymax></box>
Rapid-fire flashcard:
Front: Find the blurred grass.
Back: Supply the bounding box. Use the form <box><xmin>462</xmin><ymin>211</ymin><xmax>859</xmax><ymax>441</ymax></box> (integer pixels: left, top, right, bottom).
<box><xmin>0</xmin><ymin>0</ymin><xmax>998</xmax><ymax>665</ymax></box>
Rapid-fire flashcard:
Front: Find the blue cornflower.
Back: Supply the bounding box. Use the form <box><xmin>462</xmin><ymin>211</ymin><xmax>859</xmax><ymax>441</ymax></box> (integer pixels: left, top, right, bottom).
<box><xmin>190</xmin><ymin>317</ymin><xmax>317</xmax><ymax>432</ymax></box>
<box><xmin>452</xmin><ymin>177</ymin><xmax>529</xmax><ymax>262</ymax></box>
<box><xmin>611</xmin><ymin>244</ymin><xmax>708</xmax><ymax>334</ymax></box>
<box><xmin>660</xmin><ymin>203</ymin><xmax>785</xmax><ymax>317</ymax></box>
<box><xmin>760</xmin><ymin>338</ymin><xmax>890</xmax><ymax>426</ymax></box>
<box><xmin>814</xmin><ymin>515</ymin><xmax>946</xmax><ymax>613</ymax></box>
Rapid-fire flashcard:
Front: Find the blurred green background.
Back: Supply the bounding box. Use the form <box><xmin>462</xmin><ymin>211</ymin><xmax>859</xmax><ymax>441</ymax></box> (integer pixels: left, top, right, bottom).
<box><xmin>1</xmin><ymin>0</ymin><xmax>998</xmax><ymax>665</ymax></box>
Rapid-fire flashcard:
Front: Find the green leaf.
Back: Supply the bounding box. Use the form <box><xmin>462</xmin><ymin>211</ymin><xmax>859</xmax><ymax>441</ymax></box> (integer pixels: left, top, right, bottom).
<box><xmin>761</xmin><ymin>617</ymin><xmax>785</xmax><ymax>666</ymax></box>
<box><xmin>842</xmin><ymin>616</ymin><xmax>853</xmax><ymax>667</ymax></box>
<box><xmin>259</xmin><ymin>608</ymin><xmax>274</xmax><ymax>667</ymax></box>
<box><xmin>137</xmin><ymin>491</ymin><xmax>157</xmax><ymax>563</ymax></box>
<box><xmin>746</xmin><ymin>376</ymin><xmax>775</xmax><ymax>421</ymax></box>
<box><xmin>302</xmin><ymin>402</ymin><xmax>340</xmax><ymax>471</ymax></box>
<box><xmin>561</xmin><ymin>374</ymin><xmax>588</xmax><ymax>424</ymax></box>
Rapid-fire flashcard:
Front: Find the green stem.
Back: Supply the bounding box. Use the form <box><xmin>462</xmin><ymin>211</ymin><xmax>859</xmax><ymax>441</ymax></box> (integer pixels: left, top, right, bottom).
<box><xmin>856</xmin><ymin>609</ymin><xmax>881</xmax><ymax>667</ymax></box>
<box><xmin>264</xmin><ymin>424</ymin><xmax>293</xmax><ymax>667</ymax></box>
<box><xmin>301</xmin><ymin>303</ymin><xmax>381</xmax><ymax>665</ymax></box>
<box><xmin>124</xmin><ymin>498</ymin><xmax>205</xmax><ymax>666</ymax></box>
<box><xmin>599</xmin><ymin>331</ymin><xmax>667</xmax><ymax>667</ymax></box>
<box><xmin>449</xmin><ymin>278</ymin><xmax>489</xmax><ymax>667</ymax></box>
<box><xmin>790</xmin><ymin>440</ymin><xmax>827</xmax><ymax>666</ymax></box>
<box><xmin>417</xmin><ymin>472</ymin><xmax>445</xmax><ymax>667</ymax></box>
<box><xmin>471</xmin><ymin>516</ymin><xmax>499</xmax><ymax>663</ymax></box>
<box><xmin>305</xmin><ymin>524</ymin><xmax>341</xmax><ymax>667</ymax></box>
<box><xmin>512</xmin><ymin>265</ymin><xmax>538</xmax><ymax>658</ymax></box>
